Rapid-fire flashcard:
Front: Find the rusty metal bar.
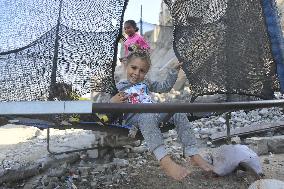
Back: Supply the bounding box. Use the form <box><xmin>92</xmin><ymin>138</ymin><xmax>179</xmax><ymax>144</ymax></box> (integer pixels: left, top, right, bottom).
<box><xmin>92</xmin><ymin>99</ymin><xmax>284</xmax><ymax>113</ymax></box>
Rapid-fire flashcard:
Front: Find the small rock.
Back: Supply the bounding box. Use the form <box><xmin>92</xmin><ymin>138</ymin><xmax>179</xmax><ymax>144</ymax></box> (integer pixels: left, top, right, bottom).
<box><xmin>195</xmin><ymin>134</ymin><xmax>200</xmax><ymax>139</ymax></box>
<box><xmin>132</xmin><ymin>146</ymin><xmax>148</xmax><ymax>154</ymax></box>
<box><xmin>231</xmin><ymin>136</ymin><xmax>241</xmax><ymax>144</ymax></box>
<box><xmin>114</xmin><ymin>149</ymin><xmax>127</xmax><ymax>158</ymax></box>
<box><xmin>263</xmin><ymin>158</ymin><xmax>270</xmax><ymax>164</ymax></box>
<box><xmin>206</xmin><ymin>141</ymin><xmax>212</xmax><ymax>146</ymax></box>
<box><xmin>112</xmin><ymin>158</ymin><xmax>129</xmax><ymax>168</ymax></box>
<box><xmin>200</xmin><ymin>134</ymin><xmax>209</xmax><ymax>139</ymax></box>
<box><xmin>87</xmin><ymin>149</ymin><xmax>98</xmax><ymax>159</ymax></box>
<box><xmin>218</xmin><ymin>117</ymin><xmax>226</xmax><ymax>123</ymax></box>
<box><xmin>91</xmin><ymin>181</ymin><xmax>98</xmax><ymax>187</ymax></box>
<box><xmin>78</xmin><ymin>167</ymin><xmax>91</xmax><ymax>177</ymax></box>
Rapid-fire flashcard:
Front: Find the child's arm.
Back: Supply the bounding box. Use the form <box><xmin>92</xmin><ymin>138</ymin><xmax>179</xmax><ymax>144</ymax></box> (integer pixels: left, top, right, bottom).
<box><xmin>149</xmin><ymin>62</ymin><xmax>183</xmax><ymax>93</ymax></box>
<box><xmin>110</xmin><ymin>92</ymin><xmax>128</xmax><ymax>103</ymax></box>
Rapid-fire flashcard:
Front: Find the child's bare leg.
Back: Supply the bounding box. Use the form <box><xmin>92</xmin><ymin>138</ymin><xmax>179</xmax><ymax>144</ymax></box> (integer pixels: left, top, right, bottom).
<box><xmin>188</xmin><ymin>154</ymin><xmax>214</xmax><ymax>172</ymax></box>
<box><xmin>160</xmin><ymin>155</ymin><xmax>190</xmax><ymax>180</ymax></box>
<box><xmin>135</xmin><ymin>114</ymin><xmax>189</xmax><ymax>180</ymax></box>
<box><xmin>169</xmin><ymin>114</ymin><xmax>213</xmax><ymax>173</ymax></box>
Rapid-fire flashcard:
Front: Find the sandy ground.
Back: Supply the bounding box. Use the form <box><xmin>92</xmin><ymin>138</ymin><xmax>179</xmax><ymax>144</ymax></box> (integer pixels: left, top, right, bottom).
<box><xmin>0</xmin><ymin>124</ymin><xmax>96</xmax><ymax>171</ymax></box>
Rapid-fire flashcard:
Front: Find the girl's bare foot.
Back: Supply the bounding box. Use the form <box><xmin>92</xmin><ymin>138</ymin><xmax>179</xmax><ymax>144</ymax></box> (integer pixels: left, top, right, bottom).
<box><xmin>188</xmin><ymin>154</ymin><xmax>214</xmax><ymax>172</ymax></box>
<box><xmin>160</xmin><ymin>155</ymin><xmax>190</xmax><ymax>181</ymax></box>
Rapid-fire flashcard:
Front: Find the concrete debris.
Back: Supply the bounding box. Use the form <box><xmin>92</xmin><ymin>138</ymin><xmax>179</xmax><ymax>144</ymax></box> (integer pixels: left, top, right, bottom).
<box><xmin>231</xmin><ymin>136</ymin><xmax>241</xmax><ymax>144</ymax></box>
<box><xmin>246</xmin><ymin>135</ymin><xmax>284</xmax><ymax>155</ymax></box>
<box><xmin>248</xmin><ymin>179</ymin><xmax>284</xmax><ymax>189</ymax></box>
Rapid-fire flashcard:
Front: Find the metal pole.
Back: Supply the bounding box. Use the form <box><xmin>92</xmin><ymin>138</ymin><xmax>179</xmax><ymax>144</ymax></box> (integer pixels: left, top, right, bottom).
<box><xmin>140</xmin><ymin>5</ymin><xmax>143</xmax><ymax>35</ymax></box>
<box><xmin>225</xmin><ymin>112</ymin><xmax>231</xmax><ymax>144</ymax></box>
<box><xmin>49</xmin><ymin>0</ymin><xmax>63</xmax><ymax>100</ymax></box>
<box><xmin>92</xmin><ymin>100</ymin><xmax>284</xmax><ymax>113</ymax></box>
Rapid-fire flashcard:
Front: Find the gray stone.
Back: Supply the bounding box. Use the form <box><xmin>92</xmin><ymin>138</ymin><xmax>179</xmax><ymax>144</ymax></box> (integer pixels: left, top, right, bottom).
<box><xmin>218</xmin><ymin>117</ymin><xmax>226</xmax><ymax>123</ymax></box>
<box><xmin>200</xmin><ymin>134</ymin><xmax>209</xmax><ymax>139</ymax></box>
<box><xmin>263</xmin><ymin>158</ymin><xmax>270</xmax><ymax>164</ymax></box>
<box><xmin>47</xmin><ymin>168</ymin><xmax>66</xmax><ymax>177</ymax></box>
<box><xmin>206</xmin><ymin>141</ymin><xmax>212</xmax><ymax>146</ymax></box>
<box><xmin>94</xmin><ymin>165</ymin><xmax>106</xmax><ymax>173</ymax></box>
<box><xmin>132</xmin><ymin>146</ymin><xmax>148</xmax><ymax>154</ymax></box>
<box><xmin>246</xmin><ymin>137</ymin><xmax>269</xmax><ymax>155</ymax></box>
<box><xmin>78</xmin><ymin>167</ymin><xmax>91</xmax><ymax>177</ymax></box>
<box><xmin>113</xmin><ymin>149</ymin><xmax>127</xmax><ymax>159</ymax></box>
<box><xmin>259</xmin><ymin>108</ymin><xmax>269</xmax><ymax>115</ymax></box>
<box><xmin>90</xmin><ymin>181</ymin><xmax>98</xmax><ymax>188</ymax></box>
<box><xmin>231</xmin><ymin>136</ymin><xmax>241</xmax><ymax>144</ymax></box>
<box><xmin>87</xmin><ymin>149</ymin><xmax>98</xmax><ymax>159</ymax></box>
<box><xmin>246</xmin><ymin>135</ymin><xmax>284</xmax><ymax>154</ymax></box>
<box><xmin>112</xmin><ymin>158</ymin><xmax>129</xmax><ymax>168</ymax></box>
<box><xmin>267</xmin><ymin>135</ymin><xmax>284</xmax><ymax>154</ymax></box>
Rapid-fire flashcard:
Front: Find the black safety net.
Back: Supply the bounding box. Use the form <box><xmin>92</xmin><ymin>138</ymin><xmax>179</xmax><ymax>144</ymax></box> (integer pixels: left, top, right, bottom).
<box><xmin>0</xmin><ymin>0</ymin><xmax>128</xmax><ymax>101</ymax></box>
<box><xmin>164</xmin><ymin>0</ymin><xmax>282</xmax><ymax>100</ymax></box>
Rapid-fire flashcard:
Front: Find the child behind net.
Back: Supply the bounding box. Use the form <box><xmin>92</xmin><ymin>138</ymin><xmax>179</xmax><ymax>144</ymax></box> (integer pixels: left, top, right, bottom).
<box><xmin>110</xmin><ymin>50</ymin><xmax>213</xmax><ymax>180</ymax></box>
<box><xmin>119</xmin><ymin>20</ymin><xmax>150</xmax><ymax>63</ymax></box>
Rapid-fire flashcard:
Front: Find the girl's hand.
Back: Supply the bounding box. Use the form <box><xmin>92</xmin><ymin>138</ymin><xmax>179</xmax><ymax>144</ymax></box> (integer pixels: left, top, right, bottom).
<box><xmin>110</xmin><ymin>92</ymin><xmax>128</xmax><ymax>103</ymax></box>
<box><xmin>172</xmin><ymin>61</ymin><xmax>183</xmax><ymax>70</ymax></box>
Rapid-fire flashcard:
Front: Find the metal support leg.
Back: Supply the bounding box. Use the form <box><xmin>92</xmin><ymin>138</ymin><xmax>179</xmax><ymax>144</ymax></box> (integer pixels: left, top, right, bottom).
<box><xmin>225</xmin><ymin>112</ymin><xmax>231</xmax><ymax>144</ymax></box>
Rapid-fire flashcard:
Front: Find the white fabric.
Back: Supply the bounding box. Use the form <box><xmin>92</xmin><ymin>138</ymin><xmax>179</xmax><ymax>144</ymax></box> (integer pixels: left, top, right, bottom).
<box><xmin>211</xmin><ymin>144</ymin><xmax>262</xmax><ymax>176</ymax></box>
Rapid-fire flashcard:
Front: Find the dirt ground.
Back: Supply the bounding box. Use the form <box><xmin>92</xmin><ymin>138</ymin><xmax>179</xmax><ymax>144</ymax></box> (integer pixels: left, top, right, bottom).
<box><xmin>0</xmin><ymin>125</ymin><xmax>283</xmax><ymax>189</ymax></box>
<box><xmin>106</xmin><ymin>153</ymin><xmax>284</xmax><ymax>189</ymax></box>
<box><xmin>1</xmin><ymin>147</ymin><xmax>284</xmax><ymax>189</ymax></box>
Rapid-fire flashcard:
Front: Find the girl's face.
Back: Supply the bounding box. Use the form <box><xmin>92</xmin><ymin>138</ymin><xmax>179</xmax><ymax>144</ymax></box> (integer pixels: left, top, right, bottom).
<box><xmin>126</xmin><ymin>58</ymin><xmax>150</xmax><ymax>84</ymax></box>
<box><xmin>124</xmin><ymin>23</ymin><xmax>136</xmax><ymax>37</ymax></box>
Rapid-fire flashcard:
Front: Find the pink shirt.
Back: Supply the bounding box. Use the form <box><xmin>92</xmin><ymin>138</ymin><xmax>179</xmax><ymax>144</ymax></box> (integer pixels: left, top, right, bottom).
<box><xmin>124</xmin><ymin>33</ymin><xmax>150</xmax><ymax>56</ymax></box>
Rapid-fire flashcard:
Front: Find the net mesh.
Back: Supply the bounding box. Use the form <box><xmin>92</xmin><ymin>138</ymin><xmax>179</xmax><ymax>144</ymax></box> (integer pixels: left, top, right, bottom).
<box><xmin>164</xmin><ymin>0</ymin><xmax>282</xmax><ymax>99</ymax></box>
<box><xmin>1</xmin><ymin>0</ymin><xmax>283</xmax><ymax>102</ymax></box>
<box><xmin>0</xmin><ymin>0</ymin><xmax>127</xmax><ymax>101</ymax></box>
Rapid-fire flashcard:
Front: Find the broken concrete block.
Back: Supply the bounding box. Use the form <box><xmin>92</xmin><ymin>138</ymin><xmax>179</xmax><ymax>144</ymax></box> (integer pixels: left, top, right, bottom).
<box><xmin>132</xmin><ymin>146</ymin><xmax>148</xmax><ymax>154</ymax></box>
<box><xmin>266</xmin><ymin>135</ymin><xmax>284</xmax><ymax>154</ymax></box>
<box><xmin>245</xmin><ymin>137</ymin><xmax>269</xmax><ymax>155</ymax></box>
<box><xmin>246</xmin><ymin>135</ymin><xmax>284</xmax><ymax>155</ymax></box>
<box><xmin>231</xmin><ymin>136</ymin><xmax>241</xmax><ymax>144</ymax></box>
<box><xmin>248</xmin><ymin>179</ymin><xmax>284</xmax><ymax>189</ymax></box>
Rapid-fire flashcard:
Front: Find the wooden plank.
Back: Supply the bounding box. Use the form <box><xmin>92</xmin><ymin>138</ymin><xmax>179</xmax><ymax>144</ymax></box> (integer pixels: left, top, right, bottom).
<box><xmin>210</xmin><ymin>121</ymin><xmax>284</xmax><ymax>141</ymax></box>
<box><xmin>0</xmin><ymin>101</ymin><xmax>93</xmax><ymax>115</ymax></box>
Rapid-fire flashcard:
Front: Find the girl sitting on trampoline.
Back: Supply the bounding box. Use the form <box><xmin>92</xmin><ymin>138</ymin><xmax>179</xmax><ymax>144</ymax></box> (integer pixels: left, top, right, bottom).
<box><xmin>110</xmin><ymin>50</ymin><xmax>213</xmax><ymax>180</ymax></box>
